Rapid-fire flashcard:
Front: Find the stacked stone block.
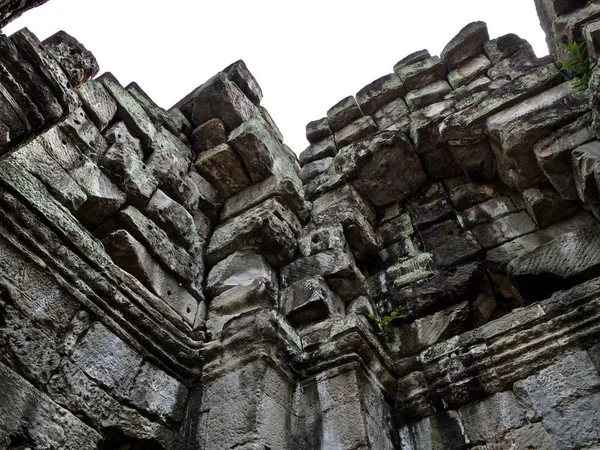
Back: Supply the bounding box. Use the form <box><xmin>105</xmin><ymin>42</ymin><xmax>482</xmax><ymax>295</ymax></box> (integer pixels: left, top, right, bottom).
<box><xmin>2</xmin><ymin>2</ymin><xmax>600</xmax><ymax>449</ymax></box>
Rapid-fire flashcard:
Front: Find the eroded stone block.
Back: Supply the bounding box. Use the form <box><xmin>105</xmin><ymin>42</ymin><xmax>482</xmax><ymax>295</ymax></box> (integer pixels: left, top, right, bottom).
<box><xmin>534</xmin><ymin>112</ymin><xmax>595</xmax><ymax>200</ymax></box>
<box><xmin>191</xmin><ymin>118</ymin><xmax>227</xmax><ymax>154</ymax></box>
<box><xmin>356</xmin><ymin>73</ymin><xmax>406</xmax><ymax>116</ymax></box>
<box><xmin>281</xmin><ymin>277</ymin><xmax>343</xmax><ymax>327</ymax></box>
<box><xmin>441</xmin><ymin>21</ymin><xmax>489</xmax><ymax>70</ymax></box>
<box><xmin>195</xmin><ymin>143</ymin><xmax>251</xmax><ymax>198</ymax></box>
<box><xmin>191</xmin><ymin>72</ymin><xmax>259</xmax><ymax>131</ymax></box>
<box><xmin>71</xmin><ymin>322</ymin><xmax>142</xmax><ymax>390</ymax></box>
<box><xmin>327</xmin><ymin>96</ymin><xmax>363</xmax><ymax>132</ymax></box>
<box><xmin>207</xmin><ymin>199</ymin><xmax>297</xmax><ymax>267</ymax></box>
<box><xmin>223</xmin><ymin>59</ymin><xmax>263</xmax><ymax>106</ymax></box>
<box><xmin>206</xmin><ymin>250</ymin><xmax>276</xmax><ymax>298</ymax></box>
<box><xmin>396</xmin><ymin>56</ymin><xmax>448</xmax><ymax>92</ymax></box>
<box><xmin>77</xmin><ymin>79</ymin><xmax>117</xmax><ymax>131</ymax></box>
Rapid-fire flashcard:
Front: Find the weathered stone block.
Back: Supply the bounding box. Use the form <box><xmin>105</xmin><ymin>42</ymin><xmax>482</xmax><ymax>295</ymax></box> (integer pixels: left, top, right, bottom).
<box><xmin>534</xmin><ymin>112</ymin><xmax>595</xmax><ymax>200</ymax></box>
<box><xmin>223</xmin><ymin>59</ymin><xmax>263</xmax><ymax>105</ymax></box>
<box><xmin>508</xmin><ymin>225</ymin><xmax>600</xmax><ymax>300</ymax></box>
<box><xmin>114</xmin><ymin>206</ymin><xmax>198</xmax><ymax>283</ymax></box>
<box><xmin>334</xmin><ymin>115</ymin><xmax>378</xmax><ymax>148</ymax></box>
<box><xmin>206</xmin><ymin>279</ymin><xmax>278</xmax><ymax>338</ymax></box>
<box><xmin>461</xmin><ymin>196</ymin><xmax>518</xmax><ymax>229</ymax></box>
<box><xmin>281</xmin><ymin>248</ymin><xmax>368</xmax><ymax>300</ymax></box>
<box><xmin>99</xmin><ymin>72</ymin><xmax>157</xmax><ymax>148</ymax></box>
<box><xmin>299</xmin><ymin>157</ymin><xmax>333</xmax><ymax>184</ymax></box>
<box><xmin>281</xmin><ymin>277</ymin><xmax>343</xmax><ymax>327</ymax></box>
<box><xmin>372</xmin><ymin>97</ymin><xmax>411</xmax><ymax>132</ymax></box>
<box><xmin>513</xmin><ymin>351</ymin><xmax>600</xmax><ymax>449</ymax></box>
<box><xmin>448</xmin><ymin>54</ymin><xmax>493</xmax><ymax>89</ymax></box>
<box><xmin>420</xmin><ymin>145</ymin><xmax>463</xmax><ymax>180</ymax></box>
<box><xmin>327</xmin><ymin>96</ymin><xmax>363</xmax><ymax>132</ymax></box>
<box><xmin>409</xmin><ymin>99</ymin><xmax>456</xmax><ymax>150</ymax></box>
<box><xmin>8</xmin><ymin>139</ymin><xmax>87</xmax><ymax>212</ymax></box>
<box><xmin>191</xmin><ymin>118</ymin><xmax>227</xmax><ymax>154</ymax></box>
<box><xmin>228</xmin><ymin>117</ymin><xmax>279</xmax><ymax>183</ymax></box>
<box><xmin>305</xmin><ymin>117</ymin><xmax>332</xmax><ymax>144</ymax></box>
<box><xmin>487</xmin><ymin>83</ymin><xmax>588</xmax><ymax>190</ymax></box>
<box><xmin>441</xmin><ymin>21</ymin><xmax>489</xmax><ymax>70</ymax></box>
<box><xmin>522</xmin><ymin>185</ymin><xmax>580</xmax><ymax>228</ymax></box>
<box><xmin>191</xmin><ymin>72</ymin><xmax>259</xmax><ymax>130</ymax></box>
<box><xmin>449</xmin><ymin>139</ymin><xmax>497</xmax><ymax>181</ymax></box>
<box><xmin>386</xmin><ymin>253</ymin><xmax>434</xmax><ymax>289</ymax></box>
<box><xmin>398</xmin><ymin>410</ymin><xmax>467</xmax><ymax>450</ymax></box>
<box><xmin>102</xmin><ymin>230</ymin><xmax>199</xmax><ymax>324</ymax></box>
<box><xmin>144</xmin><ymin>189</ymin><xmax>196</xmax><ymax>248</ymax></box>
<box><xmin>487</xmin><ymin>423</ymin><xmax>555</xmax><ymax>450</ymax></box>
<box><xmin>389</xmin><ymin>301</ymin><xmax>470</xmax><ymax>359</ymax></box>
<box><xmin>299</xmin><ymin>136</ymin><xmax>337</xmax><ymax>166</ymax></box>
<box><xmin>440</xmin><ymin>63</ymin><xmax>562</xmax><ymax>145</ymax></box>
<box><xmin>396</xmin><ymin>56</ymin><xmax>448</xmax><ymax>92</ymax></box>
<box><xmin>126</xmin><ymin>81</ymin><xmax>169</xmax><ymax>127</ymax></box>
<box><xmin>334</xmin><ymin>131</ymin><xmax>427</xmax><ymax>207</ymax></box>
<box><xmin>458</xmin><ymin>391</ymin><xmax>527</xmax><ymax>444</ymax></box>
<box><xmin>405</xmin><ymin>80</ymin><xmax>453</xmax><ymax>112</ymax></box>
<box><xmin>128</xmin><ymin>362</ymin><xmax>189</xmax><ymax>422</ymax></box>
<box><xmin>487</xmin><ymin>47</ymin><xmax>542</xmax><ymax>81</ymax></box>
<box><xmin>77</xmin><ymin>79</ymin><xmax>117</xmax><ymax>131</ymax></box>
<box><xmin>310</xmin><ymin>185</ymin><xmax>377</xmax><ymax>259</ymax></box>
<box><xmin>103</xmin><ymin>120</ymin><xmax>144</xmax><ymax>157</ymax></box>
<box><xmin>356</xmin><ymin>73</ymin><xmax>406</xmax><ymax>116</ymax></box>
<box><xmin>298</xmin><ymin>225</ymin><xmax>348</xmax><ymax>258</ymax></box>
<box><xmin>71</xmin><ymin>322</ymin><xmax>142</xmax><ymax>390</ymax></box>
<box><xmin>472</xmin><ymin>211</ymin><xmax>536</xmax><ymax>249</ymax></box>
<box><xmin>206</xmin><ymin>250</ymin><xmax>276</xmax><ymax>298</ymax></box>
<box><xmin>411</xmin><ymin>198</ymin><xmax>454</xmax><ymax>231</ymax></box>
<box><xmin>207</xmin><ymin>199</ymin><xmax>296</xmax><ymax>267</ymax></box>
<box><xmin>187</xmin><ymin>170</ymin><xmax>223</xmax><ymax>212</ymax></box>
<box><xmin>43</xmin><ymin>30</ymin><xmax>99</xmax><ymax>87</ymax></box>
<box><xmin>393</xmin><ymin>49</ymin><xmax>431</xmax><ymax>72</ymax></box>
<box><xmin>382</xmin><ymin>263</ymin><xmax>488</xmax><ymax>318</ymax></box>
<box><xmin>484</xmin><ymin>33</ymin><xmax>532</xmax><ymax>64</ymax></box>
<box><xmin>195</xmin><ymin>143</ymin><xmax>251</xmax><ymax>198</ymax></box>
<box><xmin>572</xmin><ymin>140</ymin><xmax>600</xmax><ymax>204</ymax></box>
<box><xmin>219</xmin><ymin>173</ymin><xmax>307</xmax><ymax>225</ymax></box>
<box><xmin>100</xmin><ymin>143</ymin><xmax>158</xmax><ymax>209</ymax></box>
<box><xmin>449</xmin><ymin>182</ymin><xmax>499</xmax><ymax>210</ymax></box>
<box><xmin>485</xmin><ymin>212</ymin><xmax>597</xmax><ymax>273</ymax></box>
<box><xmin>11</xmin><ymin>27</ymin><xmax>78</xmax><ymax>115</ymax></box>
<box><xmin>58</xmin><ymin>107</ymin><xmax>108</xmax><ymax>162</ymax></box>
<box><xmin>0</xmin><ymin>362</ymin><xmax>102</xmax><ymax>449</ymax></box>
<box><xmin>432</xmin><ymin>232</ymin><xmax>482</xmax><ymax>268</ymax></box>
<box><xmin>70</xmin><ymin>164</ymin><xmax>127</xmax><ymax>229</ymax></box>
<box><xmin>420</xmin><ymin>219</ymin><xmax>462</xmax><ymax>251</ymax></box>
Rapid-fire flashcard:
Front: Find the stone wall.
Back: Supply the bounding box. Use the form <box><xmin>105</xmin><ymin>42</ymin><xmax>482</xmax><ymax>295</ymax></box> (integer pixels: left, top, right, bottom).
<box><xmin>0</xmin><ymin>2</ymin><xmax>600</xmax><ymax>449</ymax></box>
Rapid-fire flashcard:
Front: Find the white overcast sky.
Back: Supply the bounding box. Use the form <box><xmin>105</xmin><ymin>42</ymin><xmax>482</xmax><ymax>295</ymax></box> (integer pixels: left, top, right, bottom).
<box><xmin>4</xmin><ymin>0</ymin><xmax>548</xmax><ymax>154</ymax></box>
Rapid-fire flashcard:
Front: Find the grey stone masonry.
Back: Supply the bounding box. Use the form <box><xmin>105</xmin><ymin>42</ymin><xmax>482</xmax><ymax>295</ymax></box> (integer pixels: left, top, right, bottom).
<box><xmin>1</xmin><ymin>3</ymin><xmax>600</xmax><ymax>450</ymax></box>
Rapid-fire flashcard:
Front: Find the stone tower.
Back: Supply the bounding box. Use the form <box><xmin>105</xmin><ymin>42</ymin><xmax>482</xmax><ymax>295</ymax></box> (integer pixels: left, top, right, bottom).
<box><xmin>0</xmin><ymin>0</ymin><xmax>599</xmax><ymax>449</ymax></box>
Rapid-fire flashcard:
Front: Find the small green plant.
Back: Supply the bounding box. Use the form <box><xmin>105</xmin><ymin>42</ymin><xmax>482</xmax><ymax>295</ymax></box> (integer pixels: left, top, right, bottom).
<box><xmin>368</xmin><ymin>307</ymin><xmax>407</xmax><ymax>350</ymax></box>
<box><xmin>561</xmin><ymin>41</ymin><xmax>596</xmax><ymax>91</ymax></box>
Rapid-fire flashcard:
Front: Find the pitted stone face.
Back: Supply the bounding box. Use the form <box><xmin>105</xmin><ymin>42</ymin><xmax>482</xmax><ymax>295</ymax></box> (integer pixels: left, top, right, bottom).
<box><xmin>1</xmin><ymin>2</ymin><xmax>600</xmax><ymax>449</ymax></box>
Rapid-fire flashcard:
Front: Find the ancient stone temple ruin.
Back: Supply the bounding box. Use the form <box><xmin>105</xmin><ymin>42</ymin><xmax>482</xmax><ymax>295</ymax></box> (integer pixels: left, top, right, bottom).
<box><xmin>1</xmin><ymin>0</ymin><xmax>600</xmax><ymax>449</ymax></box>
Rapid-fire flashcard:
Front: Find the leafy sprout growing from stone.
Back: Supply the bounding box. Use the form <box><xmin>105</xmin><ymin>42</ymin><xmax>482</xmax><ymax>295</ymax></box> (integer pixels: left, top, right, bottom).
<box><xmin>367</xmin><ymin>307</ymin><xmax>407</xmax><ymax>350</ymax></box>
<box><xmin>561</xmin><ymin>41</ymin><xmax>596</xmax><ymax>92</ymax></box>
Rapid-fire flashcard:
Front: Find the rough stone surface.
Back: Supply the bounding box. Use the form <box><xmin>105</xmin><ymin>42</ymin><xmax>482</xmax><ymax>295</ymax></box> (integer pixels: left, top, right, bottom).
<box><xmin>487</xmin><ymin>83</ymin><xmax>589</xmax><ymax>190</ymax></box>
<box><xmin>327</xmin><ymin>96</ymin><xmax>363</xmax><ymax>132</ymax></box>
<box><xmin>2</xmin><ymin>16</ymin><xmax>600</xmax><ymax>450</ymax></box>
<box><xmin>43</xmin><ymin>31</ymin><xmax>99</xmax><ymax>88</ymax></box>
<box><xmin>441</xmin><ymin>21</ymin><xmax>489</xmax><ymax>70</ymax></box>
<box><xmin>195</xmin><ymin>143</ymin><xmax>251</xmax><ymax>198</ymax></box>
<box><xmin>334</xmin><ymin>131</ymin><xmax>427</xmax><ymax>206</ymax></box>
